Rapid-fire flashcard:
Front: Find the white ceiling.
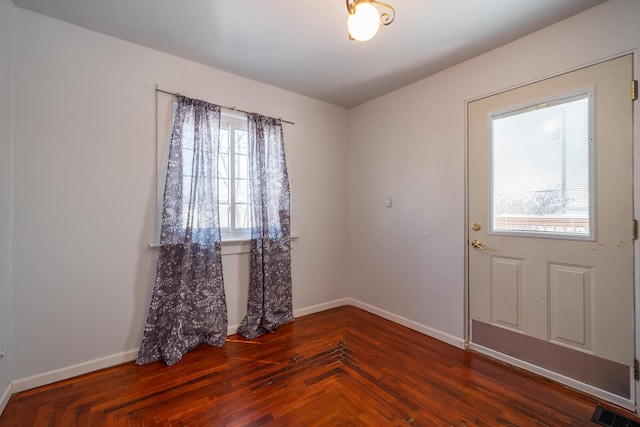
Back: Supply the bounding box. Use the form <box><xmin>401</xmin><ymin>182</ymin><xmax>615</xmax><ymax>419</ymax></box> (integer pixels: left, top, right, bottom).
<box><xmin>11</xmin><ymin>0</ymin><xmax>608</xmax><ymax>108</ymax></box>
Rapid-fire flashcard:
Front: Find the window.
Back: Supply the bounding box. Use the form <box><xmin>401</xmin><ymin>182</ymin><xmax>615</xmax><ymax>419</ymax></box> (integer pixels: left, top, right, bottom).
<box><xmin>490</xmin><ymin>91</ymin><xmax>593</xmax><ymax>239</ymax></box>
<box><xmin>166</xmin><ymin>108</ymin><xmax>251</xmax><ymax>242</ymax></box>
<box><xmin>219</xmin><ymin>113</ymin><xmax>250</xmax><ymax>239</ymax></box>
<box><xmin>154</xmin><ymin>95</ymin><xmax>292</xmax><ymax>248</ymax></box>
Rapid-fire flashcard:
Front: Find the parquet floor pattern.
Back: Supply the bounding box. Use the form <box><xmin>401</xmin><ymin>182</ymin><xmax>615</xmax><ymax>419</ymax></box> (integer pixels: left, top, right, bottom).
<box><xmin>1</xmin><ymin>306</ymin><xmax>637</xmax><ymax>426</ymax></box>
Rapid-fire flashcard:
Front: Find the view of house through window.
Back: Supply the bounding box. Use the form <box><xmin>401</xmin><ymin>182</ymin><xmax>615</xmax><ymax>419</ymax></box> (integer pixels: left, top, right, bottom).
<box><xmin>491</xmin><ymin>92</ymin><xmax>592</xmax><ymax>239</ymax></box>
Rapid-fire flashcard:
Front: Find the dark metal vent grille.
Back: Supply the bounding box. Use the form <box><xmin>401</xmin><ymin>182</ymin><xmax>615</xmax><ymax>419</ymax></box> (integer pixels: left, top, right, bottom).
<box><xmin>592</xmin><ymin>406</ymin><xmax>640</xmax><ymax>427</ymax></box>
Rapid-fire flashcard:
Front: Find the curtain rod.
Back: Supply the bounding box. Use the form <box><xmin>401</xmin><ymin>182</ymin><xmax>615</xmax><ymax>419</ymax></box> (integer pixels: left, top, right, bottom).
<box><xmin>155</xmin><ymin>87</ymin><xmax>295</xmax><ymax>125</ymax></box>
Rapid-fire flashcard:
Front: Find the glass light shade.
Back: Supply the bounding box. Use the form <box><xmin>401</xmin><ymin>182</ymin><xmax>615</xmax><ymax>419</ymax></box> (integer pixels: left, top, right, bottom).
<box><xmin>347</xmin><ymin>2</ymin><xmax>380</xmax><ymax>41</ymax></box>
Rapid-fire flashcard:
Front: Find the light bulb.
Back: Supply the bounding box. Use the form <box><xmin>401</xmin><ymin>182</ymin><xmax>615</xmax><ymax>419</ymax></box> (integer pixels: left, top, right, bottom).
<box><xmin>347</xmin><ymin>2</ymin><xmax>380</xmax><ymax>42</ymax></box>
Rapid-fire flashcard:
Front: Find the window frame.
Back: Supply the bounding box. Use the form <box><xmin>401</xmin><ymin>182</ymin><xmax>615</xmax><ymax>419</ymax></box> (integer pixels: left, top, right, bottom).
<box><xmin>219</xmin><ymin>111</ymin><xmax>251</xmax><ymax>241</ymax></box>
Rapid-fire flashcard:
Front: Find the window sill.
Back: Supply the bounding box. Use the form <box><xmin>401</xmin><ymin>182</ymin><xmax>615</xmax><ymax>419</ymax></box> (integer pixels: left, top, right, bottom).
<box><xmin>148</xmin><ymin>235</ymin><xmax>298</xmax><ymax>256</ymax></box>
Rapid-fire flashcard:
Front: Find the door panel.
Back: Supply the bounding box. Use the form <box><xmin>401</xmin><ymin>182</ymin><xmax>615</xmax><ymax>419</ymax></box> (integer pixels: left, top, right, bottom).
<box><xmin>468</xmin><ymin>55</ymin><xmax>634</xmax><ymax>401</ymax></box>
<box><xmin>491</xmin><ymin>256</ymin><xmax>523</xmax><ymax>330</ymax></box>
<box><xmin>548</xmin><ymin>263</ymin><xmax>593</xmax><ymax>351</ymax></box>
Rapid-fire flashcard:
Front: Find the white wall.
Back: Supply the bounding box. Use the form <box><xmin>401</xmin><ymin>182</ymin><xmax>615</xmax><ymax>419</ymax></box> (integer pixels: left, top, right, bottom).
<box><xmin>0</xmin><ymin>0</ymin><xmax>14</xmax><ymax>411</ymax></box>
<box><xmin>11</xmin><ymin>8</ymin><xmax>348</xmax><ymax>383</ymax></box>
<box><xmin>5</xmin><ymin>0</ymin><xmax>640</xmax><ymax>401</ymax></box>
<box><xmin>348</xmin><ymin>0</ymin><xmax>640</xmax><ymax>342</ymax></box>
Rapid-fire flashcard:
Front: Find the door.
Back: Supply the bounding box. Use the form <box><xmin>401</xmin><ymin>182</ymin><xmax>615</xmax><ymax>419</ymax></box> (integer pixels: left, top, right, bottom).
<box><xmin>468</xmin><ymin>55</ymin><xmax>634</xmax><ymax>404</ymax></box>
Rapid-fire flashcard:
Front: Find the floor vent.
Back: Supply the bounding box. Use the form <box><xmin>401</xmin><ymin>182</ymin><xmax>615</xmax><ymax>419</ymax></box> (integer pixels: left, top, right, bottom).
<box><xmin>592</xmin><ymin>406</ymin><xmax>640</xmax><ymax>427</ymax></box>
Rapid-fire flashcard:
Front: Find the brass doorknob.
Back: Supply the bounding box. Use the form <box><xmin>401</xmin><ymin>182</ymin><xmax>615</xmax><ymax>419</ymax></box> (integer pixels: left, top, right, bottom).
<box><xmin>471</xmin><ymin>239</ymin><xmax>487</xmax><ymax>250</ymax></box>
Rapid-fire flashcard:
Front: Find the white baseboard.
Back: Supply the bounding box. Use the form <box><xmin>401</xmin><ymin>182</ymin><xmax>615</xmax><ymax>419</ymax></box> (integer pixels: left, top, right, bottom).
<box><xmin>11</xmin><ymin>349</ymin><xmax>139</xmax><ymax>394</ymax></box>
<box><xmin>348</xmin><ymin>298</ymin><xmax>465</xmax><ymax>349</ymax></box>
<box><xmin>468</xmin><ymin>342</ymin><xmax>635</xmax><ymax>412</ymax></box>
<box><xmin>294</xmin><ymin>298</ymin><xmax>349</xmax><ymax>318</ymax></box>
<box><xmin>226</xmin><ymin>298</ymin><xmax>350</xmax><ymax>336</ymax></box>
<box><xmin>10</xmin><ymin>297</ymin><xmax>459</xmax><ymax>395</ymax></box>
<box><xmin>0</xmin><ymin>381</ymin><xmax>11</xmax><ymax>417</ymax></box>
<box><xmin>227</xmin><ymin>324</ymin><xmax>239</xmax><ymax>336</ymax></box>
<box><xmin>9</xmin><ymin>299</ymin><xmax>352</xmax><ymax>393</ymax></box>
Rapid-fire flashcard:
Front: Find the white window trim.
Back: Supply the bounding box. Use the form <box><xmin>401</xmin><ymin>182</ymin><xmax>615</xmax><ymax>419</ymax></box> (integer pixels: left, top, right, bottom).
<box><xmin>219</xmin><ymin>112</ymin><xmax>251</xmax><ymax>239</ymax></box>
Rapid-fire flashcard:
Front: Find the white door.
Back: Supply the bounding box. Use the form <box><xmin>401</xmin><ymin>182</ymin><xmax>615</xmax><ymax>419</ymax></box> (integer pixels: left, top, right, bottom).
<box><xmin>468</xmin><ymin>55</ymin><xmax>634</xmax><ymax>405</ymax></box>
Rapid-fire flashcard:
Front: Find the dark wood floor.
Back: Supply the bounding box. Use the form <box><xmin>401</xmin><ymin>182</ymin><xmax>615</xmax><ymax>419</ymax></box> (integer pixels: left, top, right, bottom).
<box><xmin>1</xmin><ymin>306</ymin><xmax>638</xmax><ymax>426</ymax></box>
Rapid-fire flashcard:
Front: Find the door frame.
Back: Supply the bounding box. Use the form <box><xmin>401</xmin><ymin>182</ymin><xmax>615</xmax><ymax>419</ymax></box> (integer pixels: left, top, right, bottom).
<box><xmin>463</xmin><ymin>51</ymin><xmax>638</xmax><ymax>412</ymax></box>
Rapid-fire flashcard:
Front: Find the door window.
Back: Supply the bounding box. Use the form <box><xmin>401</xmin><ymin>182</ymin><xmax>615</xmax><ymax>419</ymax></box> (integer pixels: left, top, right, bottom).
<box><xmin>490</xmin><ymin>92</ymin><xmax>593</xmax><ymax>239</ymax></box>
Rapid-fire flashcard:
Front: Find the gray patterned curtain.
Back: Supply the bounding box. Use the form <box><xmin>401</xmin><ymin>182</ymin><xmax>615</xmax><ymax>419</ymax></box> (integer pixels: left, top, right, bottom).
<box><xmin>237</xmin><ymin>113</ymin><xmax>293</xmax><ymax>339</ymax></box>
<box><xmin>136</xmin><ymin>96</ymin><xmax>228</xmax><ymax>366</ymax></box>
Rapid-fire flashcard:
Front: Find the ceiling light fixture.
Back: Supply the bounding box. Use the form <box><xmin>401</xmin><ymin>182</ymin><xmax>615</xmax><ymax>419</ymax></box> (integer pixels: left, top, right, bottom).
<box><xmin>346</xmin><ymin>0</ymin><xmax>395</xmax><ymax>42</ymax></box>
